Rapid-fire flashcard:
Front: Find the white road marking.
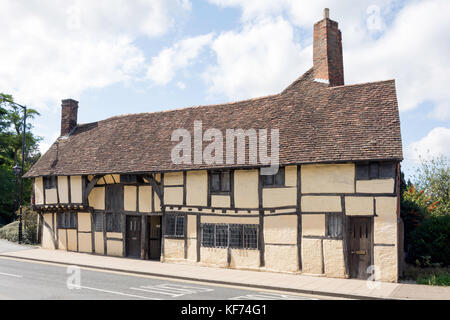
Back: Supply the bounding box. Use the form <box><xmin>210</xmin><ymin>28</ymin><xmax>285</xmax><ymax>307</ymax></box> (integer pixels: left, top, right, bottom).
<box><xmin>229</xmin><ymin>292</ymin><xmax>317</xmax><ymax>300</ymax></box>
<box><xmin>75</xmin><ymin>285</ymin><xmax>161</xmax><ymax>300</ymax></box>
<box><xmin>0</xmin><ymin>272</ymin><xmax>23</xmax><ymax>278</ymax></box>
<box><xmin>130</xmin><ymin>283</ymin><xmax>214</xmax><ymax>298</ymax></box>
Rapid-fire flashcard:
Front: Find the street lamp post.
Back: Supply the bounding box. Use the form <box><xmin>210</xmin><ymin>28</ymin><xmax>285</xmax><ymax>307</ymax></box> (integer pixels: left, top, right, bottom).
<box><xmin>3</xmin><ymin>98</ymin><xmax>27</xmax><ymax>244</ymax></box>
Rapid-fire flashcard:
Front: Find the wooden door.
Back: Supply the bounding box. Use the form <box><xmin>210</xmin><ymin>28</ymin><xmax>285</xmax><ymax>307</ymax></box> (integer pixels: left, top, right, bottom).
<box><xmin>148</xmin><ymin>216</ymin><xmax>162</xmax><ymax>260</ymax></box>
<box><xmin>126</xmin><ymin>216</ymin><xmax>141</xmax><ymax>258</ymax></box>
<box><xmin>348</xmin><ymin>217</ymin><xmax>373</xmax><ymax>279</ymax></box>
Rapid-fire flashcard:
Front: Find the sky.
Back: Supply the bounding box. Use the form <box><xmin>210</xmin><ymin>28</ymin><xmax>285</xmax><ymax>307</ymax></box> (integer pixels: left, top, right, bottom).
<box><xmin>0</xmin><ymin>0</ymin><xmax>449</xmax><ymax>179</ymax></box>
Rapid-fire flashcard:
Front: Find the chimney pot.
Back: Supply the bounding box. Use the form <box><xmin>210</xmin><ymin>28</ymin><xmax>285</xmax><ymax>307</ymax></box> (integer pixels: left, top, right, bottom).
<box><xmin>324</xmin><ymin>8</ymin><xmax>330</xmax><ymax>19</ymax></box>
<box><xmin>61</xmin><ymin>99</ymin><xmax>78</xmax><ymax>136</ymax></box>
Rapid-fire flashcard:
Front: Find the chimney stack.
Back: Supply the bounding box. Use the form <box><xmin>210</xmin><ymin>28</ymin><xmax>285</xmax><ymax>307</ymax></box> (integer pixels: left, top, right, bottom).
<box><xmin>61</xmin><ymin>99</ymin><xmax>78</xmax><ymax>136</ymax></box>
<box><xmin>313</xmin><ymin>8</ymin><xmax>344</xmax><ymax>86</ymax></box>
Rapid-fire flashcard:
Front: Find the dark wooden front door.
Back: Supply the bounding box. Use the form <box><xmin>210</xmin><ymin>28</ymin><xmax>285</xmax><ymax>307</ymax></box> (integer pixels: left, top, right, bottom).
<box><xmin>147</xmin><ymin>216</ymin><xmax>162</xmax><ymax>260</ymax></box>
<box><xmin>348</xmin><ymin>217</ymin><xmax>373</xmax><ymax>279</ymax></box>
<box><xmin>126</xmin><ymin>216</ymin><xmax>141</xmax><ymax>258</ymax></box>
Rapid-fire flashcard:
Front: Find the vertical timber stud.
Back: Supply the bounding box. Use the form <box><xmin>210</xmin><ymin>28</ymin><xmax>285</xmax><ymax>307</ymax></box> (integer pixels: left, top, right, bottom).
<box><xmin>56</xmin><ymin>177</ymin><xmax>60</xmax><ymax>206</ymax></box>
<box><xmin>196</xmin><ymin>213</ymin><xmax>201</xmax><ymax>262</ymax></box>
<box><xmin>53</xmin><ymin>212</ymin><xmax>59</xmax><ymax>250</ymax></box>
<box><xmin>65</xmin><ymin>221</ymin><xmax>68</xmax><ymax>252</ymax></box>
<box><xmin>184</xmin><ymin>213</ymin><xmax>188</xmax><ymax>260</ymax></box>
<box><xmin>183</xmin><ymin>171</ymin><xmax>187</xmax><ymax>206</ymax></box>
<box><xmin>258</xmin><ymin>168</ymin><xmax>265</xmax><ymax>267</ymax></box>
<box><xmin>227</xmin><ymin>224</ymin><xmax>231</xmax><ymax>267</ymax></box>
<box><xmin>230</xmin><ymin>170</ymin><xmax>235</xmax><ymax>209</ymax></box>
<box><xmin>341</xmin><ymin>195</ymin><xmax>350</xmax><ymax>277</ymax></box>
<box><xmin>43</xmin><ymin>180</ymin><xmax>46</xmax><ymax>206</ymax></box>
<box><xmin>121</xmin><ymin>212</ymin><xmax>126</xmax><ymax>257</ymax></box>
<box><xmin>138</xmin><ymin>186</ymin><xmax>146</xmax><ymax>260</ymax></box>
<box><xmin>90</xmin><ymin>210</ymin><xmax>95</xmax><ymax>254</ymax></box>
<box><xmin>76</xmin><ymin>213</ymin><xmax>79</xmax><ymax>252</ymax></box>
<box><xmin>68</xmin><ymin>176</ymin><xmax>71</xmax><ymax>205</ymax></box>
<box><xmin>141</xmin><ymin>214</ymin><xmax>146</xmax><ymax>260</ymax></box>
<box><xmin>321</xmin><ymin>239</ymin><xmax>325</xmax><ymax>274</ymax></box>
<box><xmin>297</xmin><ymin>165</ymin><xmax>302</xmax><ymax>271</ymax></box>
<box><xmin>103</xmin><ymin>213</ymin><xmax>107</xmax><ymax>256</ymax></box>
<box><xmin>151</xmin><ymin>188</ymin><xmax>155</xmax><ymax>213</ymax></box>
<box><xmin>160</xmin><ymin>173</ymin><xmax>165</xmax><ymax>261</ymax></box>
<box><xmin>207</xmin><ymin>171</ymin><xmax>211</xmax><ymax>207</ymax></box>
<box><xmin>82</xmin><ymin>176</ymin><xmax>86</xmax><ymax>206</ymax></box>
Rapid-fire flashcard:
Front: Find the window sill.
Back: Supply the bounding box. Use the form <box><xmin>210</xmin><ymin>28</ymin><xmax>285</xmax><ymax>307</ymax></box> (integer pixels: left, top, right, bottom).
<box><xmin>164</xmin><ymin>235</ymin><xmax>185</xmax><ymax>239</ymax></box>
<box><xmin>262</xmin><ymin>185</ymin><xmax>288</xmax><ymax>189</ymax></box>
<box><xmin>210</xmin><ymin>192</ymin><xmax>231</xmax><ymax>195</ymax></box>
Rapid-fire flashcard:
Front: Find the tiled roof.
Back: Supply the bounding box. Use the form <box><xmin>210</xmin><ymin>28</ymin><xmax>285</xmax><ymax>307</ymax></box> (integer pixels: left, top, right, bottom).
<box><xmin>24</xmin><ymin>68</ymin><xmax>403</xmax><ymax>178</ymax></box>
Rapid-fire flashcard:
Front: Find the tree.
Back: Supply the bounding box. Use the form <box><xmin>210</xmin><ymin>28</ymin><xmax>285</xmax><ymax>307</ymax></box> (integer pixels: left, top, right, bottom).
<box><xmin>412</xmin><ymin>155</ymin><xmax>450</xmax><ymax>216</ymax></box>
<box><xmin>0</xmin><ymin>94</ymin><xmax>42</xmax><ymax>224</ymax></box>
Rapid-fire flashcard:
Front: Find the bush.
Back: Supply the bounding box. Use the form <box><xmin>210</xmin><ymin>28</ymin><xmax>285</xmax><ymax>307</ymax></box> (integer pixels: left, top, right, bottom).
<box><xmin>0</xmin><ymin>221</ymin><xmax>20</xmax><ymax>242</ymax></box>
<box><xmin>0</xmin><ymin>206</ymin><xmax>39</xmax><ymax>244</ymax></box>
<box><xmin>408</xmin><ymin>215</ymin><xmax>450</xmax><ymax>266</ymax></box>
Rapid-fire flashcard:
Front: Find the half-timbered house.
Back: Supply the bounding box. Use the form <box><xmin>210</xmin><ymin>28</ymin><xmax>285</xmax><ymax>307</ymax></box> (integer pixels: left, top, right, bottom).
<box><xmin>24</xmin><ymin>11</ymin><xmax>403</xmax><ymax>282</ymax></box>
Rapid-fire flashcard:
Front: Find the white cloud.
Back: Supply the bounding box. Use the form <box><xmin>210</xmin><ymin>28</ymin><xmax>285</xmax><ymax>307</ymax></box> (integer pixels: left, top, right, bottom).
<box><xmin>147</xmin><ymin>33</ymin><xmax>214</xmax><ymax>85</ymax></box>
<box><xmin>0</xmin><ymin>0</ymin><xmax>191</xmax><ymax>110</ymax></box>
<box><xmin>205</xmin><ymin>17</ymin><xmax>311</xmax><ymax>100</ymax></box>
<box><xmin>207</xmin><ymin>0</ymin><xmax>450</xmax><ymax>119</ymax></box>
<box><xmin>405</xmin><ymin>127</ymin><xmax>450</xmax><ymax>163</ymax></box>
<box><xmin>345</xmin><ymin>0</ymin><xmax>450</xmax><ymax>119</ymax></box>
<box><xmin>177</xmin><ymin>82</ymin><xmax>187</xmax><ymax>89</ymax></box>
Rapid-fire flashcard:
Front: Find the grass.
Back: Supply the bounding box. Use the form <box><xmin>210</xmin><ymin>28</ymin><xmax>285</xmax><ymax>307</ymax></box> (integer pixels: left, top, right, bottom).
<box><xmin>417</xmin><ymin>273</ymin><xmax>450</xmax><ymax>286</ymax></box>
<box><xmin>403</xmin><ymin>264</ymin><xmax>450</xmax><ymax>286</ymax></box>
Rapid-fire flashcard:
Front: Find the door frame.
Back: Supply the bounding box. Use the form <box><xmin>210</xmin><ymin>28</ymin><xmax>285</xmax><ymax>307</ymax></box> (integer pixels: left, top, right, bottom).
<box><xmin>125</xmin><ymin>214</ymin><xmax>142</xmax><ymax>259</ymax></box>
<box><xmin>146</xmin><ymin>215</ymin><xmax>162</xmax><ymax>261</ymax></box>
<box><xmin>346</xmin><ymin>216</ymin><xmax>374</xmax><ymax>279</ymax></box>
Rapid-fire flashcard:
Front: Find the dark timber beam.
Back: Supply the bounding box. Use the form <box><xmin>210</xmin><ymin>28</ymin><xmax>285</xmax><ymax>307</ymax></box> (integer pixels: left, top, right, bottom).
<box><xmin>83</xmin><ymin>175</ymin><xmax>105</xmax><ymax>207</ymax></box>
<box><xmin>141</xmin><ymin>174</ymin><xmax>163</xmax><ymax>200</ymax></box>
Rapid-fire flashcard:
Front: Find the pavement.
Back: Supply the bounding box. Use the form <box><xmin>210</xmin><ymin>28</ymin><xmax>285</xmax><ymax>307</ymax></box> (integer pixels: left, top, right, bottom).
<box><xmin>0</xmin><ymin>239</ymin><xmax>37</xmax><ymax>253</ymax></box>
<box><xmin>0</xmin><ymin>242</ymin><xmax>449</xmax><ymax>300</ymax></box>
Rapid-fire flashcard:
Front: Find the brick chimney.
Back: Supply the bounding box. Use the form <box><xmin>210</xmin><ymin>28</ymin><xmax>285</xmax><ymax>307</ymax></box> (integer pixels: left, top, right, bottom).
<box><xmin>313</xmin><ymin>8</ymin><xmax>344</xmax><ymax>86</ymax></box>
<box><xmin>61</xmin><ymin>99</ymin><xmax>78</xmax><ymax>136</ymax></box>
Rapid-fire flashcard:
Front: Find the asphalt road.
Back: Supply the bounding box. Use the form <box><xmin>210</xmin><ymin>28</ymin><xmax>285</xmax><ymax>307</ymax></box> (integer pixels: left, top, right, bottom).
<box><xmin>0</xmin><ymin>256</ymin><xmax>328</xmax><ymax>300</ymax></box>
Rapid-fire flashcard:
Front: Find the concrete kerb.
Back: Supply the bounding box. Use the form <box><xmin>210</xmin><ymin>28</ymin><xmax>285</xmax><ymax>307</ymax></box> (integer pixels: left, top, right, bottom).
<box><xmin>0</xmin><ymin>253</ymin><xmax>390</xmax><ymax>300</ymax></box>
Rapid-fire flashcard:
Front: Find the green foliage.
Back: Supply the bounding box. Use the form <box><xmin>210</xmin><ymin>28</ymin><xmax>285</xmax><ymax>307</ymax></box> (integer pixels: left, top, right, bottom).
<box><xmin>412</xmin><ymin>155</ymin><xmax>449</xmax><ymax>216</ymax></box>
<box><xmin>0</xmin><ymin>206</ymin><xmax>38</xmax><ymax>244</ymax></box>
<box><xmin>400</xmin><ymin>183</ymin><xmax>434</xmax><ymax>250</ymax></box>
<box><xmin>417</xmin><ymin>272</ymin><xmax>450</xmax><ymax>286</ymax></box>
<box><xmin>403</xmin><ymin>264</ymin><xmax>450</xmax><ymax>286</ymax></box>
<box><xmin>0</xmin><ymin>93</ymin><xmax>42</xmax><ymax>224</ymax></box>
<box><xmin>0</xmin><ymin>221</ymin><xmax>20</xmax><ymax>243</ymax></box>
<box><xmin>408</xmin><ymin>214</ymin><xmax>450</xmax><ymax>267</ymax></box>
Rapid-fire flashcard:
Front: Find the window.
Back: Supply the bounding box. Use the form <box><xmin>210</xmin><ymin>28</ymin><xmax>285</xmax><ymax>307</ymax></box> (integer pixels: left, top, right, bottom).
<box><xmin>209</xmin><ymin>171</ymin><xmax>231</xmax><ymax>194</ymax></box>
<box><xmin>120</xmin><ymin>174</ymin><xmax>144</xmax><ymax>184</ymax></box>
<box><xmin>380</xmin><ymin>162</ymin><xmax>395</xmax><ymax>179</ymax></box>
<box><xmin>201</xmin><ymin>224</ymin><xmax>215</xmax><ymax>247</ymax></box>
<box><xmin>44</xmin><ymin>176</ymin><xmax>57</xmax><ymax>190</ymax></box>
<box><xmin>93</xmin><ymin>213</ymin><xmax>103</xmax><ymax>232</ymax></box>
<box><xmin>106</xmin><ymin>213</ymin><xmax>122</xmax><ymax>233</ymax></box>
<box><xmin>165</xmin><ymin>214</ymin><xmax>185</xmax><ymax>237</ymax></box>
<box><xmin>262</xmin><ymin>167</ymin><xmax>285</xmax><ymax>187</ymax></box>
<box><xmin>57</xmin><ymin>212</ymin><xmax>77</xmax><ymax>229</ymax></box>
<box><xmin>243</xmin><ymin>225</ymin><xmax>258</xmax><ymax>249</ymax></box>
<box><xmin>356</xmin><ymin>162</ymin><xmax>395</xmax><ymax>180</ymax></box>
<box><xmin>201</xmin><ymin>224</ymin><xmax>258</xmax><ymax>250</ymax></box>
<box><xmin>216</xmin><ymin>225</ymin><xmax>228</xmax><ymax>247</ymax></box>
<box><xmin>327</xmin><ymin>214</ymin><xmax>343</xmax><ymax>238</ymax></box>
<box><xmin>106</xmin><ymin>185</ymin><xmax>124</xmax><ymax>212</ymax></box>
